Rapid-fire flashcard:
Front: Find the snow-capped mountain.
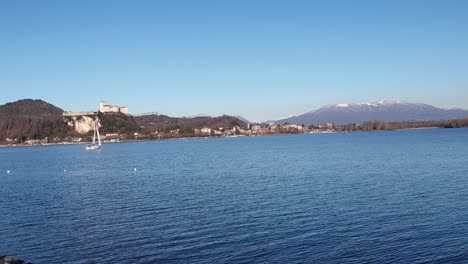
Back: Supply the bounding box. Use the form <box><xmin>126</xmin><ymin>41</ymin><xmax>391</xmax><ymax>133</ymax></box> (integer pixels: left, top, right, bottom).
<box><xmin>277</xmin><ymin>100</ymin><xmax>468</xmax><ymax>125</ymax></box>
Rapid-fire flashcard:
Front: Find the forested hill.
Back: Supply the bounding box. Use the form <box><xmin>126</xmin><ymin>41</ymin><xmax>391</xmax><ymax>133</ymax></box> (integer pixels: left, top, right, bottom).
<box><xmin>98</xmin><ymin>112</ymin><xmax>140</xmax><ymax>134</ymax></box>
<box><xmin>135</xmin><ymin>114</ymin><xmax>247</xmax><ymax>133</ymax></box>
<box><xmin>0</xmin><ymin>99</ymin><xmax>72</xmax><ymax>141</ymax></box>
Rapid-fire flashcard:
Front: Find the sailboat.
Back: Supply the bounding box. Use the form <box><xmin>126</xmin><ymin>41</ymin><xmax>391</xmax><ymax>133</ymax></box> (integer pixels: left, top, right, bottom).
<box><xmin>86</xmin><ymin>120</ymin><xmax>101</xmax><ymax>150</ymax></box>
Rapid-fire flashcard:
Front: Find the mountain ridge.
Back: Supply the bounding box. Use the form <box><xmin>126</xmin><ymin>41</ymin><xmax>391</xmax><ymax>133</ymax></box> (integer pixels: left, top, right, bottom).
<box><xmin>278</xmin><ymin>100</ymin><xmax>468</xmax><ymax>125</ymax></box>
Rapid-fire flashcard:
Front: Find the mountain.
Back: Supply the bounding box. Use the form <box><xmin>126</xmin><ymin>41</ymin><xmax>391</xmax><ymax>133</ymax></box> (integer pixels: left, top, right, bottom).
<box><xmin>0</xmin><ymin>99</ymin><xmax>73</xmax><ymax>141</ymax></box>
<box><xmin>278</xmin><ymin>100</ymin><xmax>468</xmax><ymax>125</ymax></box>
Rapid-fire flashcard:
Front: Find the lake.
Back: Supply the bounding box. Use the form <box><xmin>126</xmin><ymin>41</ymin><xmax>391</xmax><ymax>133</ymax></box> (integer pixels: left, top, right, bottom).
<box><xmin>1</xmin><ymin>129</ymin><xmax>468</xmax><ymax>263</ymax></box>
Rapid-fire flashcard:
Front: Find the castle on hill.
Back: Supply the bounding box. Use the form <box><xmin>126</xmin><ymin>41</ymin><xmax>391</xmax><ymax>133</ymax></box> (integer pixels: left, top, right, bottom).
<box><xmin>100</xmin><ymin>101</ymin><xmax>128</xmax><ymax>115</ymax></box>
<box><xmin>63</xmin><ymin>101</ymin><xmax>129</xmax><ymax>117</ymax></box>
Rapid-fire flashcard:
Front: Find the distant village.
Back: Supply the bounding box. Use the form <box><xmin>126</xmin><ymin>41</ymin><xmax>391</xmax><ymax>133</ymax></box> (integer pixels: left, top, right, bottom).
<box><xmin>68</xmin><ymin>123</ymin><xmax>337</xmax><ymax>145</ymax></box>
<box><xmin>143</xmin><ymin>122</ymin><xmax>336</xmax><ymax>140</ymax></box>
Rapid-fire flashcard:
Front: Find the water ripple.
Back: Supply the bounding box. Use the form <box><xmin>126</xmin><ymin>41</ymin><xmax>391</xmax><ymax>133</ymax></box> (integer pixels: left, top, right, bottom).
<box><xmin>1</xmin><ymin>129</ymin><xmax>468</xmax><ymax>263</ymax></box>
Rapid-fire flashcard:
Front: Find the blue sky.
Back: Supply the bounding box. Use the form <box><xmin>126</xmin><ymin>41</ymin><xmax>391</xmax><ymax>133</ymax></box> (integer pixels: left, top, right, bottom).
<box><xmin>1</xmin><ymin>0</ymin><xmax>467</xmax><ymax>121</ymax></box>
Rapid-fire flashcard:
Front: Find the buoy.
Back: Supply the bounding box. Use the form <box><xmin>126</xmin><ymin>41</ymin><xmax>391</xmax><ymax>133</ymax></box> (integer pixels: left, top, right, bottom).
<box><xmin>133</xmin><ymin>168</ymin><xmax>137</xmax><ymax>172</ymax></box>
<box><xmin>6</xmin><ymin>170</ymin><xmax>10</xmax><ymax>174</ymax></box>
<box><xmin>64</xmin><ymin>169</ymin><xmax>67</xmax><ymax>173</ymax></box>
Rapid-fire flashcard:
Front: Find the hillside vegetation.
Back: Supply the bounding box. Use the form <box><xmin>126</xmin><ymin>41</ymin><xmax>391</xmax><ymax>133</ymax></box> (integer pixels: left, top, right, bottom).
<box><xmin>135</xmin><ymin>114</ymin><xmax>247</xmax><ymax>133</ymax></box>
<box><xmin>0</xmin><ymin>99</ymin><xmax>73</xmax><ymax>142</ymax></box>
<box><xmin>336</xmin><ymin>118</ymin><xmax>468</xmax><ymax>132</ymax></box>
<box><xmin>98</xmin><ymin>112</ymin><xmax>140</xmax><ymax>134</ymax></box>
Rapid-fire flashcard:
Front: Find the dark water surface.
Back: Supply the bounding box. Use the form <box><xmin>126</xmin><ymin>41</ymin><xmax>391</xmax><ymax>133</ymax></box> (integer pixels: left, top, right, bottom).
<box><xmin>1</xmin><ymin>129</ymin><xmax>468</xmax><ymax>263</ymax></box>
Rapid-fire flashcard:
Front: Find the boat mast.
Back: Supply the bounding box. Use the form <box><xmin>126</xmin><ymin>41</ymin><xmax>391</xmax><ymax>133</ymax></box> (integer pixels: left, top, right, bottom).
<box><xmin>92</xmin><ymin>121</ymin><xmax>96</xmax><ymax>144</ymax></box>
<box><xmin>97</xmin><ymin>120</ymin><xmax>101</xmax><ymax>146</ymax></box>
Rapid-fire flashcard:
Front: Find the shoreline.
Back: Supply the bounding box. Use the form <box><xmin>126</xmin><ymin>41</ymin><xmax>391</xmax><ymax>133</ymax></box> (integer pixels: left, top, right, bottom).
<box><xmin>394</xmin><ymin>126</ymin><xmax>439</xmax><ymax>131</ymax></box>
<box><xmin>0</xmin><ymin>126</ymin><xmax>456</xmax><ymax>149</ymax></box>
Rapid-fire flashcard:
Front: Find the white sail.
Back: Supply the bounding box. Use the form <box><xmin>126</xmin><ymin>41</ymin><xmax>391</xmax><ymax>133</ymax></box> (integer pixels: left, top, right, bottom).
<box><xmin>86</xmin><ymin>119</ymin><xmax>102</xmax><ymax>150</ymax></box>
<box><xmin>97</xmin><ymin>122</ymin><xmax>101</xmax><ymax>146</ymax></box>
<box><xmin>92</xmin><ymin>122</ymin><xmax>97</xmax><ymax>144</ymax></box>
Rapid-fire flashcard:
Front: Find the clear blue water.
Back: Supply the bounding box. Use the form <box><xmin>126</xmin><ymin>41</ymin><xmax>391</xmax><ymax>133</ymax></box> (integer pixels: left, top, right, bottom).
<box><xmin>1</xmin><ymin>129</ymin><xmax>468</xmax><ymax>263</ymax></box>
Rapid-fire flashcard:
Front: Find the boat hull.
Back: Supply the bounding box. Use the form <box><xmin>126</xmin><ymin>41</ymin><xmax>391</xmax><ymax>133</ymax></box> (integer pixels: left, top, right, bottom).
<box><xmin>86</xmin><ymin>145</ymin><xmax>101</xmax><ymax>150</ymax></box>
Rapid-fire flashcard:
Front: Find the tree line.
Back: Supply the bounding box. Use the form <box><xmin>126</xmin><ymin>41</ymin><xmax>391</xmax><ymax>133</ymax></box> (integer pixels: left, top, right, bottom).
<box><xmin>335</xmin><ymin>118</ymin><xmax>468</xmax><ymax>132</ymax></box>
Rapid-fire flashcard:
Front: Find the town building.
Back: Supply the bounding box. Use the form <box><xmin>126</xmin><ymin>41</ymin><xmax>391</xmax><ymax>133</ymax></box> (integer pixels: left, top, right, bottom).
<box><xmin>325</xmin><ymin>122</ymin><xmax>335</xmax><ymax>129</ymax></box>
<box><xmin>201</xmin><ymin>127</ymin><xmax>212</xmax><ymax>134</ymax></box>
<box><xmin>251</xmin><ymin>125</ymin><xmax>262</xmax><ymax>131</ymax></box>
<box><xmin>195</xmin><ymin>127</ymin><xmax>212</xmax><ymax>135</ymax></box>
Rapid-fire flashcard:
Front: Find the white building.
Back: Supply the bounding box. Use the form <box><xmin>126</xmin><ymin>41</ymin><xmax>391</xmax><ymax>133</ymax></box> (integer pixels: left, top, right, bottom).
<box><xmin>195</xmin><ymin>127</ymin><xmax>212</xmax><ymax>135</ymax></box>
<box><xmin>251</xmin><ymin>125</ymin><xmax>262</xmax><ymax>131</ymax></box>
<box><xmin>99</xmin><ymin>101</ymin><xmax>129</xmax><ymax>114</ymax></box>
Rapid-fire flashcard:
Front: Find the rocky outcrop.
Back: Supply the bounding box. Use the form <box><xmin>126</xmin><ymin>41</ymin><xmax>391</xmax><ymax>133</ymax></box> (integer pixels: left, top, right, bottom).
<box><xmin>0</xmin><ymin>254</ymin><xmax>31</xmax><ymax>264</ymax></box>
<box><xmin>66</xmin><ymin>115</ymin><xmax>100</xmax><ymax>134</ymax></box>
